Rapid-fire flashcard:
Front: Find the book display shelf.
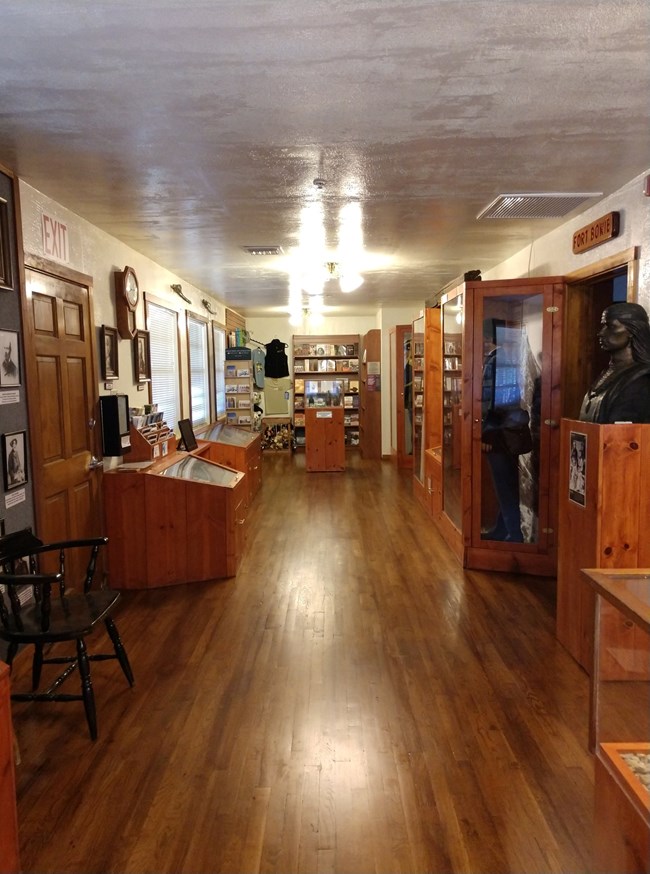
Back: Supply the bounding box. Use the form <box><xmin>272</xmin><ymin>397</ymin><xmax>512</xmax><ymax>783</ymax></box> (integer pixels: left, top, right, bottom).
<box><xmin>128</xmin><ymin>409</ymin><xmax>177</xmax><ymax>463</ymax></box>
<box><xmin>225</xmin><ymin>352</ymin><xmax>254</xmax><ymax>429</ymax></box>
<box><xmin>292</xmin><ymin>335</ymin><xmax>360</xmax><ymax>449</ymax></box>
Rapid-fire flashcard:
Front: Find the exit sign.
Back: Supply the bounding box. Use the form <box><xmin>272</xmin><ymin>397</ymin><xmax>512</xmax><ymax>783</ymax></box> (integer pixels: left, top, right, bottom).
<box><xmin>41</xmin><ymin>212</ymin><xmax>70</xmax><ymax>263</ymax></box>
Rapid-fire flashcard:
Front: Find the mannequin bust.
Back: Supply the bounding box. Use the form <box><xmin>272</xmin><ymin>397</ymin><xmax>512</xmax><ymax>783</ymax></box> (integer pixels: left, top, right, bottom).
<box><xmin>579</xmin><ymin>301</ymin><xmax>650</xmax><ymax>423</ymax></box>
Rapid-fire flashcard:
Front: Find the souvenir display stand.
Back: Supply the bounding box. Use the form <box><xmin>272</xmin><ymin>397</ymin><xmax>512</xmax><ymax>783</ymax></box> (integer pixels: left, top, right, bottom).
<box><xmin>557</xmin><ymin>419</ymin><xmax>650</xmax><ymax>673</ymax></box>
<box><xmin>195</xmin><ymin>422</ymin><xmax>262</xmax><ymax>509</ymax></box>
<box><xmin>0</xmin><ymin>663</ymin><xmax>20</xmax><ymax>874</ymax></box>
<box><xmin>104</xmin><ymin>450</ymin><xmax>247</xmax><ymax>588</ymax></box>
<box><xmin>304</xmin><ymin>407</ymin><xmax>345</xmax><ymax>472</ymax></box>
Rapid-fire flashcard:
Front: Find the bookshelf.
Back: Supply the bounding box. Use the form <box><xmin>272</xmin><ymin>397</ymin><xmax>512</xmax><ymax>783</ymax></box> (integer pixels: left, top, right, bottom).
<box><xmin>225</xmin><ymin>356</ymin><xmax>254</xmax><ymax>429</ymax></box>
<box><xmin>292</xmin><ymin>335</ymin><xmax>360</xmax><ymax>450</ymax></box>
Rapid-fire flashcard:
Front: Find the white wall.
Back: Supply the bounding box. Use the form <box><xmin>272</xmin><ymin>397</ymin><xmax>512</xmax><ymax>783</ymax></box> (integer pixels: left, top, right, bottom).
<box><xmin>19</xmin><ymin>181</ymin><xmax>228</xmax><ymax>423</ymax></box>
<box><xmin>483</xmin><ymin>170</ymin><xmax>650</xmax><ymax>309</ymax></box>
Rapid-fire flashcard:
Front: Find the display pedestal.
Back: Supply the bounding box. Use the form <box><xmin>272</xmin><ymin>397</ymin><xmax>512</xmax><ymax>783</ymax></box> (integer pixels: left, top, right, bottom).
<box><xmin>557</xmin><ymin>419</ymin><xmax>650</xmax><ymax>673</ymax></box>
<box><xmin>305</xmin><ymin>407</ymin><xmax>345</xmax><ymax>472</ymax></box>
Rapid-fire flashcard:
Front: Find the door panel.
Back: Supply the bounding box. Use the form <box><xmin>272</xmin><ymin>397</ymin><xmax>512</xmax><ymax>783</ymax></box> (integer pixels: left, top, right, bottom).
<box><xmin>24</xmin><ymin>265</ymin><xmax>101</xmax><ymax>573</ymax></box>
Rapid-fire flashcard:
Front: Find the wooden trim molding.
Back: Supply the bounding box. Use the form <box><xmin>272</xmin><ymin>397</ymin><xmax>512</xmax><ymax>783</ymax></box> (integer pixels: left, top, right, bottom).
<box><xmin>565</xmin><ymin>246</ymin><xmax>639</xmax><ymax>300</ymax></box>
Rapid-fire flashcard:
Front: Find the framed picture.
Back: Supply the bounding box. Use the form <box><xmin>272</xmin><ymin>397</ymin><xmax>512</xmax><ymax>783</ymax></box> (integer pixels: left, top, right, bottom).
<box><xmin>569</xmin><ymin>431</ymin><xmax>587</xmax><ymax>506</ymax></box>
<box><xmin>0</xmin><ymin>198</ymin><xmax>14</xmax><ymax>292</ymax></box>
<box><xmin>0</xmin><ymin>328</ymin><xmax>20</xmax><ymax>387</ymax></box>
<box><xmin>134</xmin><ymin>329</ymin><xmax>151</xmax><ymax>383</ymax></box>
<box><xmin>2</xmin><ymin>429</ymin><xmax>28</xmax><ymax>490</ymax></box>
<box><xmin>101</xmin><ymin>325</ymin><xmax>119</xmax><ymax>380</ymax></box>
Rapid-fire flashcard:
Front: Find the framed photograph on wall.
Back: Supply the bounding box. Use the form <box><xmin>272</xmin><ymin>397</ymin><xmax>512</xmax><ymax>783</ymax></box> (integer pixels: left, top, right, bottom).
<box><xmin>101</xmin><ymin>325</ymin><xmax>119</xmax><ymax>380</ymax></box>
<box><xmin>134</xmin><ymin>329</ymin><xmax>151</xmax><ymax>383</ymax></box>
<box><xmin>0</xmin><ymin>328</ymin><xmax>20</xmax><ymax>387</ymax></box>
<box><xmin>0</xmin><ymin>198</ymin><xmax>14</xmax><ymax>292</ymax></box>
<box><xmin>2</xmin><ymin>429</ymin><xmax>28</xmax><ymax>490</ymax></box>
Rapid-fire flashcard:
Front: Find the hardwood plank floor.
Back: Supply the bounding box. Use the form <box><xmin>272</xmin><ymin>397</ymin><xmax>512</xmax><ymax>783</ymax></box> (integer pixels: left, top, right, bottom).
<box><xmin>12</xmin><ymin>452</ymin><xmax>595</xmax><ymax>873</ymax></box>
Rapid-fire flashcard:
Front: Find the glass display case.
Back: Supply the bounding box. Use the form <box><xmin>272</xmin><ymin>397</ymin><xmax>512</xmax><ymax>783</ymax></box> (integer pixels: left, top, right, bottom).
<box><xmin>412</xmin><ymin>316</ymin><xmax>425</xmax><ymax>484</ymax></box>
<box><xmin>159</xmin><ymin>454</ymin><xmax>243</xmax><ymax>487</ymax></box>
<box><xmin>200</xmin><ymin>422</ymin><xmax>258</xmax><ymax>447</ymax></box>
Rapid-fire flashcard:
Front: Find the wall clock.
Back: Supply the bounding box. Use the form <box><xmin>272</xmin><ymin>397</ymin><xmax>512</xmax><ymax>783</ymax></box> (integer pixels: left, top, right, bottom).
<box><xmin>114</xmin><ymin>265</ymin><xmax>140</xmax><ymax>339</ymax></box>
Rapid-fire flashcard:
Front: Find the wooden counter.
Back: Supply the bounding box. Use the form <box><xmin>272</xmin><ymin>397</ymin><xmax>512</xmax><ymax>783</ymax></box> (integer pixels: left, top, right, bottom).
<box><xmin>305</xmin><ymin>407</ymin><xmax>345</xmax><ymax>472</ymax></box>
<box><xmin>104</xmin><ymin>450</ymin><xmax>247</xmax><ymax>588</ymax></box>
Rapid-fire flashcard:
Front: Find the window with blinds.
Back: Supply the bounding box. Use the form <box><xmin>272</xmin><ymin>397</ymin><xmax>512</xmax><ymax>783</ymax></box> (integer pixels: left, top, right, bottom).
<box><xmin>147</xmin><ymin>301</ymin><xmax>180</xmax><ymax>430</ymax></box>
<box><xmin>188</xmin><ymin>315</ymin><xmax>210</xmax><ymax>425</ymax></box>
<box><xmin>213</xmin><ymin>324</ymin><xmax>226</xmax><ymax>419</ymax></box>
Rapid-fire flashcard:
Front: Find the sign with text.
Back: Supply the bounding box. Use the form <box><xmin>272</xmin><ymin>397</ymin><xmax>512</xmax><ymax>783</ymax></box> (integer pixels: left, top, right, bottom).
<box><xmin>41</xmin><ymin>212</ymin><xmax>70</xmax><ymax>263</ymax></box>
<box><xmin>572</xmin><ymin>211</ymin><xmax>619</xmax><ymax>254</ymax></box>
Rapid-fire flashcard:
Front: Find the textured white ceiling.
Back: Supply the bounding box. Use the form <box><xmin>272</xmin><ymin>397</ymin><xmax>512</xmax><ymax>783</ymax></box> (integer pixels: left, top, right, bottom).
<box><xmin>1</xmin><ymin>1</ymin><xmax>648</xmax><ymax>315</ymax></box>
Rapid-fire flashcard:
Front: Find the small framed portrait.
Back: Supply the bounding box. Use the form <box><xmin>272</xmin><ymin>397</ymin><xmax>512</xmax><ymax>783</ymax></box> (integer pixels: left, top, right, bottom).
<box><xmin>101</xmin><ymin>325</ymin><xmax>119</xmax><ymax>380</ymax></box>
<box><xmin>0</xmin><ymin>328</ymin><xmax>20</xmax><ymax>387</ymax></box>
<box><xmin>2</xmin><ymin>429</ymin><xmax>28</xmax><ymax>490</ymax></box>
<box><xmin>569</xmin><ymin>431</ymin><xmax>587</xmax><ymax>506</ymax></box>
<box><xmin>134</xmin><ymin>329</ymin><xmax>151</xmax><ymax>383</ymax></box>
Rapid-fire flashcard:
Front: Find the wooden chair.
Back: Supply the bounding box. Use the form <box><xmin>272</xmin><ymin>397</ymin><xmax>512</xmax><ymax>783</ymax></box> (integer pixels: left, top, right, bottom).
<box><xmin>0</xmin><ymin>529</ymin><xmax>134</xmax><ymax>740</ymax></box>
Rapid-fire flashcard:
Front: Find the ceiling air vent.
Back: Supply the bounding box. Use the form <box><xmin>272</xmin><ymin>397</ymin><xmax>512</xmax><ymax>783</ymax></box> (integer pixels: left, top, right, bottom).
<box><xmin>476</xmin><ymin>192</ymin><xmax>602</xmax><ymax>220</ymax></box>
<box><xmin>242</xmin><ymin>246</ymin><xmax>284</xmax><ymax>256</ymax></box>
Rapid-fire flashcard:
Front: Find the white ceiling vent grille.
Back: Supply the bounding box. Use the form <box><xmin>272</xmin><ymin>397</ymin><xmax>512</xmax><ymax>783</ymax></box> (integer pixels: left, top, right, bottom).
<box><xmin>476</xmin><ymin>192</ymin><xmax>602</xmax><ymax>220</ymax></box>
<box><xmin>242</xmin><ymin>245</ymin><xmax>284</xmax><ymax>256</ymax></box>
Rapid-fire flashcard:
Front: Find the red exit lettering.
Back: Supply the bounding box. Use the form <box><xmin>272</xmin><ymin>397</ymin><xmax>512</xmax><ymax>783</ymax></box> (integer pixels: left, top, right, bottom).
<box><xmin>41</xmin><ymin>213</ymin><xmax>70</xmax><ymax>262</ymax></box>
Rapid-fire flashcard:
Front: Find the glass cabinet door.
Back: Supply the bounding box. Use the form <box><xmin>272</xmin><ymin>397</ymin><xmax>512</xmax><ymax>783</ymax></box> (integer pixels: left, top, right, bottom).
<box><xmin>412</xmin><ymin>316</ymin><xmax>425</xmax><ymax>483</ymax></box>
<box><xmin>475</xmin><ymin>290</ymin><xmax>545</xmax><ymax>545</ymax></box>
<box><xmin>441</xmin><ymin>292</ymin><xmax>464</xmax><ymax>529</ymax></box>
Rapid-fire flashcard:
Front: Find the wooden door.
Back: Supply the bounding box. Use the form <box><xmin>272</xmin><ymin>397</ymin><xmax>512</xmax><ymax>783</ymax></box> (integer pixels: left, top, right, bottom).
<box><xmin>22</xmin><ymin>260</ymin><xmax>102</xmax><ymax>569</ymax></box>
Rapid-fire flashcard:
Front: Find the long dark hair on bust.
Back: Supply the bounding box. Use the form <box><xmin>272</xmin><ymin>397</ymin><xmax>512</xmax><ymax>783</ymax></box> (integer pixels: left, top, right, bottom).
<box><xmin>605</xmin><ymin>302</ymin><xmax>650</xmax><ymax>364</ymax></box>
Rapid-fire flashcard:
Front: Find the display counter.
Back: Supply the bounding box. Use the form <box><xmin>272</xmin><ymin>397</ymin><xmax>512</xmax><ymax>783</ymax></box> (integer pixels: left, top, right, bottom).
<box><xmin>195</xmin><ymin>422</ymin><xmax>262</xmax><ymax>507</ymax></box>
<box><xmin>582</xmin><ymin>568</ymin><xmax>650</xmax><ymax>874</ymax></box>
<box><xmin>104</xmin><ymin>449</ymin><xmax>247</xmax><ymax>588</ymax></box>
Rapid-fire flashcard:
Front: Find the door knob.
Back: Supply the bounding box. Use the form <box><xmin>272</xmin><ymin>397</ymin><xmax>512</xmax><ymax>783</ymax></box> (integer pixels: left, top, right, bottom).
<box><xmin>88</xmin><ymin>456</ymin><xmax>103</xmax><ymax>471</ymax></box>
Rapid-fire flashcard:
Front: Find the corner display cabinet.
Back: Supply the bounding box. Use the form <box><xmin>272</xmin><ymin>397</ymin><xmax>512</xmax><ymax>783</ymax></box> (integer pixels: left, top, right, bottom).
<box><xmin>426</xmin><ymin>276</ymin><xmax>565</xmax><ymax>575</ymax></box>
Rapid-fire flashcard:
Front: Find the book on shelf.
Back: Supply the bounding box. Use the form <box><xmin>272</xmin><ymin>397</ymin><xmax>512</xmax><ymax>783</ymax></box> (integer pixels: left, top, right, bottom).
<box><xmin>237</xmin><ymin>383</ymin><xmax>250</xmax><ymax>393</ymax></box>
<box><xmin>226</xmin><ymin>364</ymin><xmax>237</xmax><ymax>378</ymax></box>
<box><xmin>293</xmin><ymin>413</ymin><xmax>305</xmax><ymax>426</ymax></box>
<box><xmin>294</xmin><ymin>378</ymin><xmax>305</xmax><ymax>394</ymax></box>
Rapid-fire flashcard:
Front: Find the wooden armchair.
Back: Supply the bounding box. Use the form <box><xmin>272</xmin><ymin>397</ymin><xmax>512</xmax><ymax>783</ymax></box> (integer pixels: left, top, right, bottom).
<box><xmin>0</xmin><ymin>529</ymin><xmax>134</xmax><ymax>740</ymax></box>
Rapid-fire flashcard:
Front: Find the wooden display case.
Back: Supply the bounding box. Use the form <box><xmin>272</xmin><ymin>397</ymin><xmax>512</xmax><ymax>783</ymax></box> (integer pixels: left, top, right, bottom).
<box><xmin>595</xmin><ymin>743</ymin><xmax>650</xmax><ymax>874</ymax></box>
<box><xmin>292</xmin><ymin>334</ymin><xmax>360</xmax><ymax>451</ymax></box>
<box><xmin>304</xmin><ymin>407</ymin><xmax>345</xmax><ymax>472</ymax></box>
<box><xmin>389</xmin><ymin>324</ymin><xmax>413</xmax><ymax>469</ymax></box>
<box><xmin>359</xmin><ymin>328</ymin><xmax>382</xmax><ymax>459</ymax></box>
<box><xmin>423</xmin><ymin>277</ymin><xmax>564</xmax><ymax>576</ymax></box>
<box><xmin>0</xmin><ymin>663</ymin><xmax>20</xmax><ymax>874</ymax></box>
<box><xmin>104</xmin><ymin>450</ymin><xmax>247</xmax><ymax>588</ymax></box>
<box><xmin>196</xmin><ymin>422</ymin><xmax>262</xmax><ymax>508</ymax></box>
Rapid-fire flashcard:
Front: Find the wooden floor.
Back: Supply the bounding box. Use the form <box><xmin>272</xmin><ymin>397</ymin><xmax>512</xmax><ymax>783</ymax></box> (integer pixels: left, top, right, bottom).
<box><xmin>12</xmin><ymin>452</ymin><xmax>595</xmax><ymax>874</ymax></box>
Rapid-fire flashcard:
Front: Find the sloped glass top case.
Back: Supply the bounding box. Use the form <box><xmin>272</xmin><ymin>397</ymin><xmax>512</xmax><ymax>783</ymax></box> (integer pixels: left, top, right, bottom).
<box><xmin>159</xmin><ymin>455</ymin><xmax>240</xmax><ymax>486</ymax></box>
<box><xmin>201</xmin><ymin>423</ymin><xmax>256</xmax><ymax>447</ymax></box>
